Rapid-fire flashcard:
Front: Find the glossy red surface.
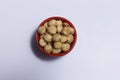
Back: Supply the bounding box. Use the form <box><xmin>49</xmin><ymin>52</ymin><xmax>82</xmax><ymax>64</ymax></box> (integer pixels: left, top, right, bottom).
<box><xmin>36</xmin><ymin>16</ymin><xmax>77</xmax><ymax>57</ymax></box>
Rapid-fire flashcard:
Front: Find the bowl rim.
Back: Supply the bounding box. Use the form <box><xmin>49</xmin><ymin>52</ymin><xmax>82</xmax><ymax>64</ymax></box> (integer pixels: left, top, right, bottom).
<box><xmin>36</xmin><ymin>16</ymin><xmax>77</xmax><ymax>57</ymax></box>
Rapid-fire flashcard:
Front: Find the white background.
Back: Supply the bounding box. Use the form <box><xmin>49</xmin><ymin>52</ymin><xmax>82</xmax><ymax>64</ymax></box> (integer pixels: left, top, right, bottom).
<box><xmin>0</xmin><ymin>0</ymin><xmax>120</xmax><ymax>80</ymax></box>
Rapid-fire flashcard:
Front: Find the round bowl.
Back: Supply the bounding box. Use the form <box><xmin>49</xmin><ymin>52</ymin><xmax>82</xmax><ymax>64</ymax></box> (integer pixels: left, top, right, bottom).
<box><xmin>36</xmin><ymin>16</ymin><xmax>77</xmax><ymax>57</ymax></box>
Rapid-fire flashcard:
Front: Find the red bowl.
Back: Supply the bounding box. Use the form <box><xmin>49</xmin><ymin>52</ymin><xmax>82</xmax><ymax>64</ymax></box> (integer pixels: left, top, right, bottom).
<box><xmin>36</xmin><ymin>16</ymin><xmax>77</xmax><ymax>57</ymax></box>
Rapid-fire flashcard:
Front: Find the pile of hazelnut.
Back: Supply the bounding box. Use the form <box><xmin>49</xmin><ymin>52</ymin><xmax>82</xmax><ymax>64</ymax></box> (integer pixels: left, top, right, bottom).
<box><xmin>37</xmin><ymin>19</ymin><xmax>75</xmax><ymax>54</ymax></box>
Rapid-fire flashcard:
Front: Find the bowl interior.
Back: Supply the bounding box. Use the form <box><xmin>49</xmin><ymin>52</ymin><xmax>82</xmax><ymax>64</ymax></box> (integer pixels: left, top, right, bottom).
<box><xmin>36</xmin><ymin>16</ymin><xmax>77</xmax><ymax>57</ymax></box>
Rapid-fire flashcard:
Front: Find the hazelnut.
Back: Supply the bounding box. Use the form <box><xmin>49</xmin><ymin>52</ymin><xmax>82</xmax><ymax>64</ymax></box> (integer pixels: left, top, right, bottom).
<box><xmin>48</xmin><ymin>19</ymin><xmax>56</xmax><ymax>26</ymax></box>
<box><xmin>39</xmin><ymin>38</ymin><xmax>47</xmax><ymax>47</ymax></box>
<box><xmin>67</xmin><ymin>35</ymin><xmax>74</xmax><ymax>43</ymax></box>
<box><xmin>44</xmin><ymin>22</ymin><xmax>48</xmax><ymax>28</ymax></box>
<box><xmin>38</xmin><ymin>26</ymin><xmax>46</xmax><ymax>34</ymax></box>
<box><xmin>69</xmin><ymin>27</ymin><xmax>74</xmax><ymax>34</ymax></box>
<box><xmin>44</xmin><ymin>44</ymin><xmax>52</xmax><ymax>53</ymax></box>
<box><xmin>53</xmin><ymin>34</ymin><xmax>61</xmax><ymax>41</ymax></box>
<box><xmin>44</xmin><ymin>33</ymin><xmax>52</xmax><ymax>42</ymax></box>
<box><xmin>57</xmin><ymin>26</ymin><xmax>63</xmax><ymax>33</ymax></box>
<box><xmin>56</xmin><ymin>20</ymin><xmax>62</xmax><ymax>26</ymax></box>
<box><xmin>62</xmin><ymin>43</ymin><xmax>70</xmax><ymax>51</ymax></box>
<box><xmin>54</xmin><ymin>42</ymin><xmax>62</xmax><ymax>49</ymax></box>
<box><xmin>47</xmin><ymin>26</ymin><xmax>57</xmax><ymax>34</ymax></box>
<box><xmin>52</xmin><ymin>48</ymin><xmax>61</xmax><ymax>54</ymax></box>
<box><xmin>60</xmin><ymin>35</ymin><xmax>68</xmax><ymax>43</ymax></box>
<box><xmin>64</xmin><ymin>22</ymin><xmax>70</xmax><ymax>27</ymax></box>
<box><xmin>62</xmin><ymin>27</ymin><xmax>71</xmax><ymax>35</ymax></box>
